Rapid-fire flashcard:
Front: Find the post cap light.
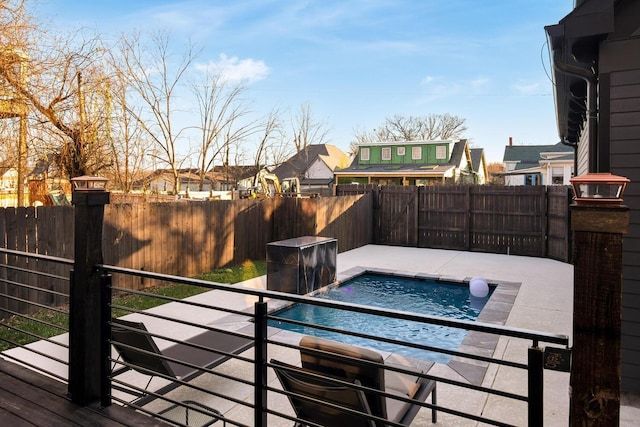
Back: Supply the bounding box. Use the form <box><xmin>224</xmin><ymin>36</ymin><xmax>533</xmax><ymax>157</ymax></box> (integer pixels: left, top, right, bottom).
<box><xmin>570</xmin><ymin>173</ymin><xmax>630</xmax><ymax>206</ymax></box>
<box><xmin>71</xmin><ymin>175</ymin><xmax>108</xmax><ymax>192</ymax></box>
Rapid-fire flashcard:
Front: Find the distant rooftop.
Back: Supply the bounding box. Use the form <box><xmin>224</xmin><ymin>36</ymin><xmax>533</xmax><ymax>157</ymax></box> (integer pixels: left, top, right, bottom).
<box><xmin>503</xmin><ymin>142</ymin><xmax>573</xmax><ymax>171</ymax></box>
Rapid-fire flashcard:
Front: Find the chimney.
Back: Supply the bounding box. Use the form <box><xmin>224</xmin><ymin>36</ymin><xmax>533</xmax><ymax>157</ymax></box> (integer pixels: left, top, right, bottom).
<box><xmin>509</xmin><ymin>137</ymin><xmax>513</xmax><ymax>147</ymax></box>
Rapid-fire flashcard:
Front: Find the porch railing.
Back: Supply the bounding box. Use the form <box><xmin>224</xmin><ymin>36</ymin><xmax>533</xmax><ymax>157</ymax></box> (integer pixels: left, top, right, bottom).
<box><xmin>0</xmin><ymin>248</ymin><xmax>570</xmax><ymax>426</ymax></box>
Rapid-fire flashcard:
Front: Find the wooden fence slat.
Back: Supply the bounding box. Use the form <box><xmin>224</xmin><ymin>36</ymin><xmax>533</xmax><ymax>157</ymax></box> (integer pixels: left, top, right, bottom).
<box><xmin>337</xmin><ymin>184</ymin><xmax>570</xmax><ymax>258</ymax></box>
<box><xmin>547</xmin><ymin>186</ymin><xmax>572</xmax><ymax>262</ymax></box>
<box><xmin>0</xmin><ymin>209</ymin><xmax>7</xmax><ymax>318</ymax></box>
<box><xmin>5</xmin><ymin>208</ymin><xmax>18</xmax><ymax>314</ymax></box>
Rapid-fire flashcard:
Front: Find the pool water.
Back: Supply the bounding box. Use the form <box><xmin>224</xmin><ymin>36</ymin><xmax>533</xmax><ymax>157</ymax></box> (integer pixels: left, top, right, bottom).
<box><xmin>270</xmin><ymin>273</ymin><xmax>492</xmax><ymax>363</ymax></box>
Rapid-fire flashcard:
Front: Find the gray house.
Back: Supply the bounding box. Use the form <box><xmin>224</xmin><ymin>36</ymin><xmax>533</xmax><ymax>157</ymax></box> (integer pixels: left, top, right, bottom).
<box><xmin>546</xmin><ymin>0</ymin><xmax>640</xmax><ymax>392</ymax></box>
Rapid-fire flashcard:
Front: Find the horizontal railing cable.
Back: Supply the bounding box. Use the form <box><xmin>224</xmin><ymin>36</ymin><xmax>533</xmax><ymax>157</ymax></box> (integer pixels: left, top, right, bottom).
<box><xmin>0</xmin><ymin>293</ymin><xmax>70</xmax><ymax>316</ymax></box>
<box><xmin>0</xmin><ymin>309</ymin><xmax>69</xmax><ymax>334</ymax></box>
<box><xmin>108</xmin><ymin>323</ymin><xmax>255</xmax><ymax>379</ymax></box>
<box><xmin>268</xmin><ymin>314</ymin><xmax>529</xmax><ymax>370</ymax></box>
<box><xmin>110</xmin><ymin>285</ymin><xmax>251</xmax><ymax>319</ymax></box>
<box><xmin>0</xmin><ymin>264</ymin><xmax>70</xmax><ymax>283</ymax></box>
<box><xmin>109</xmin><ymin>359</ymin><xmax>254</xmax><ymax>410</ymax></box>
<box><xmin>100</xmin><ymin>264</ymin><xmax>569</xmax><ymax>347</ymax></box>
<box><xmin>0</xmin><ymin>248</ymin><xmax>73</xmax><ymax>265</ymax></box>
<box><xmin>109</xmin><ymin>381</ymin><xmax>248</xmax><ymax>427</ymax></box>
<box><xmin>0</xmin><ymin>348</ymin><xmax>68</xmax><ymax>382</ymax></box>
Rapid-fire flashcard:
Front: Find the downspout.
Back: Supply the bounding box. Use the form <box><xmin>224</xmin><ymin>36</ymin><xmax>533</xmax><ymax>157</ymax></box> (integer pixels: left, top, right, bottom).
<box><xmin>550</xmin><ymin>49</ymin><xmax>598</xmax><ymax>174</ymax></box>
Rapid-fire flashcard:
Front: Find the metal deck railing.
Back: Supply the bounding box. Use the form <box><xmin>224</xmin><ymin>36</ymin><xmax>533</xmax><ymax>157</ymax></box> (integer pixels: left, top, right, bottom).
<box><xmin>0</xmin><ymin>249</ymin><xmax>570</xmax><ymax>426</ymax></box>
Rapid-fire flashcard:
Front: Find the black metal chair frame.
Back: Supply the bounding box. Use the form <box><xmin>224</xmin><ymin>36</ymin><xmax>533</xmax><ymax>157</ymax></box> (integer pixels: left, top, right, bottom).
<box><xmin>110</xmin><ymin>318</ymin><xmax>253</xmax><ymax>408</ymax></box>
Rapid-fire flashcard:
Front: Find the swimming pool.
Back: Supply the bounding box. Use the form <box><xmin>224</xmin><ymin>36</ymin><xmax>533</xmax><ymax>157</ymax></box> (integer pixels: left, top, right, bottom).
<box><xmin>270</xmin><ymin>272</ymin><xmax>493</xmax><ymax>363</ymax></box>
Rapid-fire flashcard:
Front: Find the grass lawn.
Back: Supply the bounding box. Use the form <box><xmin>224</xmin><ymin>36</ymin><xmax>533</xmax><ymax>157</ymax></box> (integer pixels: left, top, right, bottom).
<box><xmin>0</xmin><ymin>259</ymin><xmax>266</xmax><ymax>352</ymax></box>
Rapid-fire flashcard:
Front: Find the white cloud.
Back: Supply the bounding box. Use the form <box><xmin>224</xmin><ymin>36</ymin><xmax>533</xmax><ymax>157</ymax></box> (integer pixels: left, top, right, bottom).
<box><xmin>471</xmin><ymin>77</ymin><xmax>490</xmax><ymax>88</ymax></box>
<box><xmin>196</xmin><ymin>54</ymin><xmax>270</xmax><ymax>84</ymax></box>
<box><xmin>513</xmin><ymin>81</ymin><xmax>541</xmax><ymax>95</ymax></box>
<box><xmin>418</xmin><ymin>76</ymin><xmax>491</xmax><ymax>103</ymax></box>
<box><xmin>420</xmin><ymin>75</ymin><xmax>436</xmax><ymax>85</ymax></box>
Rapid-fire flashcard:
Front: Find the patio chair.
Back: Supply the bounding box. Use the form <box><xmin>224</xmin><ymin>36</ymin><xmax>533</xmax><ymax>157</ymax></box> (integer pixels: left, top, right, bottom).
<box><xmin>273</xmin><ymin>336</ymin><xmax>437</xmax><ymax>426</ymax></box>
<box><xmin>110</xmin><ymin>318</ymin><xmax>252</xmax><ymax>404</ymax></box>
<box><xmin>271</xmin><ymin>359</ymin><xmax>376</xmax><ymax>427</ymax></box>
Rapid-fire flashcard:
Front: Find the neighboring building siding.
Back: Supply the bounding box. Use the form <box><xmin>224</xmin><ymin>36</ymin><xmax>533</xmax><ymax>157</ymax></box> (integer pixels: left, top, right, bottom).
<box><xmin>577</xmin><ymin>130</ymin><xmax>590</xmax><ymax>176</ymax></box>
<box><xmin>547</xmin><ymin>0</ymin><xmax>640</xmax><ymax>393</ymax></box>
<box><xmin>609</xmin><ymin>64</ymin><xmax>640</xmax><ymax>392</ymax></box>
<box><xmin>504</xmin><ymin>175</ymin><xmax>525</xmax><ymax>186</ymax></box>
<box><xmin>358</xmin><ymin>141</ymin><xmax>452</xmax><ymax>165</ymax></box>
<box><xmin>306</xmin><ymin>158</ymin><xmax>333</xmax><ymax>180</ymax></box>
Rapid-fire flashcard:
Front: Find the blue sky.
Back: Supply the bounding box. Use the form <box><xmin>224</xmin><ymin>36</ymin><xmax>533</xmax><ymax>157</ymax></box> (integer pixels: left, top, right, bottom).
<box><xmin>38</xmin><ymin>0</ymin><xmax>574</xmax><ymax>163</ymax></box>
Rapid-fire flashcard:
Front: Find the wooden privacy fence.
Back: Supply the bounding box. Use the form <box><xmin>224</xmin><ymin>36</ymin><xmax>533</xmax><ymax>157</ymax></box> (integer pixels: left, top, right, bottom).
<box><xmin>0</xmin><ymin>195</ymin><xmax>373</xmax><ymax>293</ymax></box>
<box><xmin>0</xmin><ymin>184</ymin><xmax>571</xmax><ymax>297</ymax></box>
<box><xmin>337</xmin><ymin>184</ymin><xmax>572</xmax><ymax>261</ymax></box>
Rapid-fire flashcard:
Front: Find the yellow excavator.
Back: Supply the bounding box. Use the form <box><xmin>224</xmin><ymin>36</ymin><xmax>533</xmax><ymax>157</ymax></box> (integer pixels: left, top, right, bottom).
<box><xmin>240</xmin><ymin>170</ymin><xmax>318</xmax><ymax>199</ymax></box>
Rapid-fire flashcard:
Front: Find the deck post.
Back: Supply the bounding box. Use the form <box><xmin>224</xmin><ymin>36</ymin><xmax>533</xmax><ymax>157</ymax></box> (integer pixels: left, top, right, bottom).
<box><xmin>528</xmin><ymin>344</ymin><xmax>544</xmax><ymax>426</ymax></box>
<box><xmin>68</xmin><ymin>178</ymin><xmax>110</xmax><ymax>405</ymax></box>
<box><xmin>570</xmin><ymin>204</ymin><xmax>629</xmax><ymax>425</ymax></box>
<box><xmin>254</xmin><ymin>299</ymin><xmax>268</xmax><ymax>427</ymax></box>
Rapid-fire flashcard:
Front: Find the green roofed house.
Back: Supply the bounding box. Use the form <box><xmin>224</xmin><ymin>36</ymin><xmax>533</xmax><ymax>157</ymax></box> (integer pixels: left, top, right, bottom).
<box><xmin>334</xmin><ymin>139</ymin><xmax>482</xmax><ymax>185</ymax></box>
<box><xmin>502</xmin><ymin>140</ymin><xmax>575</xmax><ymax>186</ymax></box>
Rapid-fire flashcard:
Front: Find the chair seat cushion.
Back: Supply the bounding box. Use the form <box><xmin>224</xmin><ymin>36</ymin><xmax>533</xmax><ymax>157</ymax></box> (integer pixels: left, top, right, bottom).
<box><xmin>385</xmin><ymin>368</ymin><xmax>420</xmax><ymax>398</ymax></box>
<box><xmin>384</xmin><ymin>367</ymin><xmax>421</xmax><ymax>423</ymax></box>
<box><xmin>385</xmin><ymin>388</ymin><xmax>414</xmax><ymax>423</ymax></box>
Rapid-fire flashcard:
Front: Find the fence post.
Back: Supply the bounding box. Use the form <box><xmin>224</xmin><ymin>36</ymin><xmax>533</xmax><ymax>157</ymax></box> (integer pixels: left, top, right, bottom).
<box><xmin>254</xmin><ymin>298</ymin><xmax>268</xmax><ymax>427</ymax></box>
<box><xmin>68</xmin><ymin>177</ymin><xmax>110</xmax><ymax>405</ymax></box>
<box><xmin>100</xmin><ymin>273</ymin><xmax>113</xmax><ymax>408</ymax></box>
<box><xmin>528</xmin><ymin>344</ymin><xmax>544</xmax><ymax>426</ymax></box>
<box><xmin>570</xmin><ymin>203</ymin><xmax>629</xmax><ymax>425</ymax></box>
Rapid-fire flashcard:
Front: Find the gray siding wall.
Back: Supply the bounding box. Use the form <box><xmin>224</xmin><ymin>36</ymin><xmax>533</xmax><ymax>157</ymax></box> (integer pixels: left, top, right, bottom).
<box><xmin>609</xmin><ymin>63</ymin><xmax>640</xmax><ymax>392</ymax></box>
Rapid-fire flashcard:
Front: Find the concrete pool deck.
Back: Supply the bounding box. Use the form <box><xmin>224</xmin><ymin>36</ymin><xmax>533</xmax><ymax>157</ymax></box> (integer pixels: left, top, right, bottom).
<box><xmin>236</xmin><ymin>245</ymin><xmax>638</xmax><ymax>426</ymax></box>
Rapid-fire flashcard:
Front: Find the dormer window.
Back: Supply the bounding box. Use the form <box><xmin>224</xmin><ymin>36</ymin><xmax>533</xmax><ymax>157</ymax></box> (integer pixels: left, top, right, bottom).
<box><xmin>382</xmin><ymin>147</ymin><xmax>392</xmax><ymax>160</ymax></box>
<box><xmin>411</xmin><ymin>146</ymin><xmax>422</xmax><ymax>160</ymax></box>
<box><xmin>397</xmin><ymin>147</ymin><xmax>406</xmax><ymax>156</ymax></box>
<box><xmin>360</xmin><ymin>147</ymin><xmax>370</xmax><ymax>161</ymax></box>
<box><xmin>436</xmin><ymin>145</ymin><xmax>447</xmax><ymax>160</ymax></box>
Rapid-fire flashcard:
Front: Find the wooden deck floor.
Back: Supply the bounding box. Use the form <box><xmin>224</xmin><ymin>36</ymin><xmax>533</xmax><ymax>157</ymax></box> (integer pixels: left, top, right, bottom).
<box><xmin>0</xmin><ymin>359</ymin><xmax>167</xmax><ymax>426</ymax></box>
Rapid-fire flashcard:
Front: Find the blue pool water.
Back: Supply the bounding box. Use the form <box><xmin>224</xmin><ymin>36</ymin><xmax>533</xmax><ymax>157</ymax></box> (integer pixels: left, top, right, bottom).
<box><xmin>270</xmin><ymin>273</ymin><xmax>492</xmax><ymax>363</ymax></box>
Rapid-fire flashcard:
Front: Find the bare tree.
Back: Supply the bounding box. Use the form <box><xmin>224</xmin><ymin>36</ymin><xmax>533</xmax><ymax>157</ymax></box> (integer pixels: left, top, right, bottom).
<box><xmin>291</xmin><ymin>102</ymin><xmax>330</xmax><ymax>152</ymax></box>
<box><xmin>191</xmin><ymin>70</ymin><xmax>253</xmax><ymax>190</ymax></box>
<box><xmin>0</xmin><ymin>0</ymin><xmax>114</xmax><ymax>189</ymax></box>
<box><xmin>437</xmin><ymin>113</ymin><xmax>468</xmax><ymax>139</ymax></box>
<box><xmin>354</xmin><ymin>113</ymin><xmax>467</xmax><ymax>144</ymax></box>
<box><xmin>254</xmin><ymin>107</ymin><xmax>292</xmax><ymax>169</ymax></box>
<box><xmin>116</xmin><ymin>30</ymin><xmax>199</xmax><ymax>193</ymax></box>
<box><xmin>102</xmin><ymin>60</ymin><xmax>152</xmax><ymax>193</ymax></box>
<box><xmin>486</xmin><ymin>162</ymin><xmax>506</xmax><ymax>185</ymax></box>
<box><xmin>0</xmin><ymin>119</ymin><xmax>20</xmax><ymax>169</ymax></box>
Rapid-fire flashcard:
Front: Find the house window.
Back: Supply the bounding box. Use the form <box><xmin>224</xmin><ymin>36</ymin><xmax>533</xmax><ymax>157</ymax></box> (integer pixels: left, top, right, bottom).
<box><xmin>411</xmin><ymin>146</ymin><xmax>422</xmax><ymax>160</ymax></box>
<box><xmin>360</xmin><ymin>147</ymin><xmax>370</xmax><ymax>161</ymax></box>
<box><xmin>381</xmin><ymin>147</ymin><xmax>392</xmax><ymax>160</ymax></box>
<box><xmin>551</xmin><ymin>167</ymin><xmax>564</xmax><ymax>184</ymax></box>
<box><xmin>397</xmin><ymin>147</ymin><xmax>405</xmax><ymax>156</ymax></box>
<box><xmin>435</xmin><ymin>145</ymin><xmax>447</xmax><ymax>160</ymax></box>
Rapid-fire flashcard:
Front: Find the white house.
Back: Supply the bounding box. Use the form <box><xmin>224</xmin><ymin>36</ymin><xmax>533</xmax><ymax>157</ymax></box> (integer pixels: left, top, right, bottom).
<box><xmin>502</xmin><ymin>141</ymin><xmax>574</xmax><ymax>186</ymax></box>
